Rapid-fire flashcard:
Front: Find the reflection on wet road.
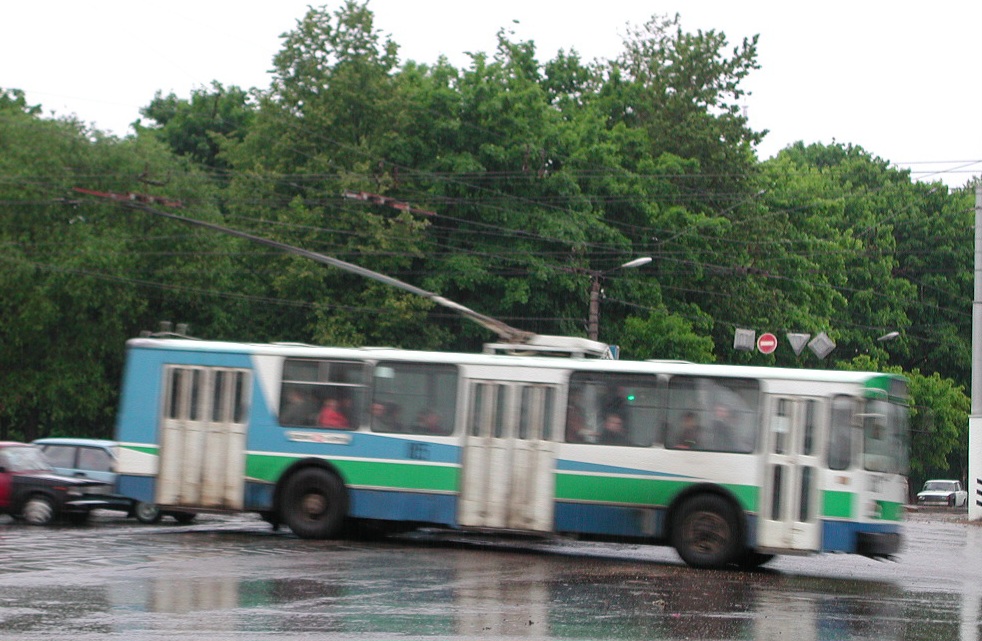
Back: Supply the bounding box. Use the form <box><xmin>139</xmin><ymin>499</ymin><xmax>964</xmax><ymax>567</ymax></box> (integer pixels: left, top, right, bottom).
<box><xmin>0</xmin><ymin>510</ymin><xmax>977</xmax><ymax>640</ymax></box>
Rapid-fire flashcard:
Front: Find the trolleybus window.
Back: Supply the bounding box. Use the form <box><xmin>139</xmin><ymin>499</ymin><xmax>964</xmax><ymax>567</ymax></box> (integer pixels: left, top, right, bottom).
<box><xmin>520</xmin><ymin>386</ymin><xmax>555</xmax><ymax>440</ymax></box>
<box><xmin>565</xmin><ymin>373</ymin><xmax>661</xmax><ymax>446</ymax></box>
<box><xmin>370</xmin><ymin>362</ymin><xmax>457</xmax><ymax>436</ymax></box>
<box><xmin>803</xmin><ymin>400</ymin><xmax>817</xmax><ymax>456</ymax></box>
<box><xmin>164</xmin><ymin>366</ymin><xmax>250</xmax><ymax>425</ymax></box>
<box><xmin>279</xmin><ymin>359</ymin><xmax>365</xmax><ymax>429</ymax></box>
<box><xmin>864</xmin><ymin>398</ymin><xmax>901</xmax><ymax>473</ymax></box>
<box><xmin>665</xmin><ymin>376</ymin><xmax>758</xmax><ymax>453</ymax></box>
<box><xmin>829</xmin><ymin>395</ymin><xmax>854</xmax><ymax>470</ymax></box>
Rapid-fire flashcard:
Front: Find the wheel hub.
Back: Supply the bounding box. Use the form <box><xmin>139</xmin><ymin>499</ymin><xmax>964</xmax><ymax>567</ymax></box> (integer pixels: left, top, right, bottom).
<box><xmin>300</xmin><ymin>492</ymin><xmax>327</xmax><ymax>519</ymax></box>
<box><xmin>684</xmin><ymin>511</ymin><xmax>729</xmax><ymax>554</ymax></box>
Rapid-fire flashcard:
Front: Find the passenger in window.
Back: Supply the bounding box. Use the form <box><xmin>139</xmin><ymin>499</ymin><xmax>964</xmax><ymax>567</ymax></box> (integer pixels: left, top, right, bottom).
<box><xmin>413</xmin><ymin>409</ymin><xmax>444</xmax><ymax>435</ymax></box>
<box><xmin>281</xmin><ymin>388</ymin><xmax>319</xmax><ymax>426</ymax></box>
<box><xmin>673</xmin><ymin>411</ymin><xmax>701</xmax><ymax>449</ymax></box>
<box><xmin>709</xmin><ymin>404</ymin><xmax>738</xmax><ymax>451</ymax></box>
<box><xmin>384</xmin><ymin>402</ymin><xmax>405</xmax><ymax>432</ymax></box>
<box><xmin>318</xmin><ymin>398</ymin><xmax>350</xmax><ymax>429</ymax></box>
<box><xmin>565</xmin><ymin>393</ymin><xmax>589</xmax><ymax>443</ymax></box>
<box><xmin>370</xmin><ymin>401</ymin><xmax>386</xmax><ymax>427</ymax></box>
<box><xmin>602</xmin><ymin>387</ymin><xmax>627</xmax><ymax>421</ymax></box>
<box><xmin>599</xmin><ymin>413</ymin><xmax>630</xmax><ymax>445</ymax></box>
<box><xmin>371</xmin><ymin>401</ymin><xmax>405</xmax><ymax>432</ymax></box>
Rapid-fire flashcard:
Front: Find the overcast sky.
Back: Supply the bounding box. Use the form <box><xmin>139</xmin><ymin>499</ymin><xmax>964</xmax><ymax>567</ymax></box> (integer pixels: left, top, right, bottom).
<box><xmin>3</xmin><ymin>1</ymin><xmax>979</xmax><ymax>187</ymax></box>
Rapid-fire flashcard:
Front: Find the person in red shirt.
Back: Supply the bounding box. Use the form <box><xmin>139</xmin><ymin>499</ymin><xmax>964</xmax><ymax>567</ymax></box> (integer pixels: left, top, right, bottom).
<box><xmin>318</xmin><ymin>398</ymin><xmax>350</xmax><ymax>429</ymax></box>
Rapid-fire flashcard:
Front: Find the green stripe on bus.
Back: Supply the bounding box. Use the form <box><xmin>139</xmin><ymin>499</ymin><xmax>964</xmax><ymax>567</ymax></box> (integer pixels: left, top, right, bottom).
<box><xmin>120</xmin><ymin>444</ymin><xmax>158</xmax><ymax>455</ymax></box>
<box><xmin>822</xmin><ymin>490</ymin><xmax>853</xmax><ymax>518</ymax></box>
<box><xmin>246</xmin><ymin>454</ymin><xmax>459</xmax><ymax>492</ymax></box>
<box><xmin>876</xmin><ymin>500</ymin><xmax>903</xmax><ymax>521</ymax></box>
<box><xmin>555</xmin><ymin>474</ymin><xmax>758</xmax><ymax>512</ymax></box>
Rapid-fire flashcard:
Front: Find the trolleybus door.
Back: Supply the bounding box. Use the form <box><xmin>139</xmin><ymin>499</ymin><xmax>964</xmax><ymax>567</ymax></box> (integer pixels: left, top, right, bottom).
<box><xmin>757</xmin><ymin>396</ymin><xmax>822</xmax><ymax>552</ymax></box>
<box><xmin>508</xmin><ymin>385</ymin><xmax>557</xmax><ymax>531</ymax></box>
<box><xmin>458</xmin><ymin>381</ymin><xmax>557</xmax><ymax>532</ymax></box>
<box><xmin>157</xmin><ymin>366</ymin><xmax>249</xmax><ymax>510</ymax></box>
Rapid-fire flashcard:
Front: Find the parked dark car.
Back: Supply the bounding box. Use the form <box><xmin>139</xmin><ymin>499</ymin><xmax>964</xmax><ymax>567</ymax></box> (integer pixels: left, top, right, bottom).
<box><xmin>0</xmin><ymin>441</ymin><xmax>112</xmax><ymax>525</ymax></box>
<box><xmin>32</xmin><ymin>437</ymin><xmax>194</xmax><ymax>524</ymax></box>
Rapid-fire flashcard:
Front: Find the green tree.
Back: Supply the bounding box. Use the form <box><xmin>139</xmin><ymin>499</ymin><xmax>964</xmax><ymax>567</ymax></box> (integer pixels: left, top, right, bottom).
<box><xmin>136</xmin><ymin>81</ymin><xmax>256</xmax><ymax>170</ymax></box>
<box><xmin>890</xmin><ymin>183</ymin><xmax>974</xmax><ymax>388</ymax></box>
<box><xmin>221</xmin><ymin>1</ymin><xmax>446</xmax><ymax>348</ymax></box>
<box><xmin>610</xmin><ymin>14</ymin><xmax>763</xmax><ymax>203</ymax></box>
<box><xmin>618</xmin><ymin>307</ymin><xmax>715</xmax><ymax>362</ymax></box>
<box><xmin>0</xmin><ymin>88</ymin><xmax>253</xmax><ymax>441</ymax></box>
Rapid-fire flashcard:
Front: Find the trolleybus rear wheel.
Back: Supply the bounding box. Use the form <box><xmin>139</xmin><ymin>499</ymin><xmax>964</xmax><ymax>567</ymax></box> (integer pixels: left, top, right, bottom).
<box><xmin>672</xmin><ymin>494</ymin><xmax>742</xmax><ymax>569</ymax></box>
<box><xmin>281</xmin><ymin>468</ymin><xmax>348</xmax><ymax>539</ymax></box>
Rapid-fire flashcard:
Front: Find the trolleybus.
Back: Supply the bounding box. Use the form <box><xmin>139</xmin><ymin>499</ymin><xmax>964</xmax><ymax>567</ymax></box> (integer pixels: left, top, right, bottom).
<box><xmin>113</xmin><ymin>336</ymin><xmax>907</xmax><ymax>569</ymax></box>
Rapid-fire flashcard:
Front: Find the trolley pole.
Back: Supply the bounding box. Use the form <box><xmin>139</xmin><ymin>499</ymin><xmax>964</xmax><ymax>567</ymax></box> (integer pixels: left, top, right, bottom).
<box><xmin>970</xmin><ymin>184</ymin><xmax>982</xmax><ymax>521</ymax></box>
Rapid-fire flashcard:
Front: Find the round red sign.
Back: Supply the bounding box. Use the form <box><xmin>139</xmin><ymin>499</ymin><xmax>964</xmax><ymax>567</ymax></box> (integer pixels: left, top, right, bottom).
<box><xmin>757</xmin><ymin>332</ymin><xmax>778</xmax><ymax>354</ymax></box>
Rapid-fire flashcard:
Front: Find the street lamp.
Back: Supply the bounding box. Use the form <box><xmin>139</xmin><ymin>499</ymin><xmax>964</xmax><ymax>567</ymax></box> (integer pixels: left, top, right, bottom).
<box><xmin>588</xmin><ymin>257</ymin><xmax>652</xmax><ymax>341</ymax></box>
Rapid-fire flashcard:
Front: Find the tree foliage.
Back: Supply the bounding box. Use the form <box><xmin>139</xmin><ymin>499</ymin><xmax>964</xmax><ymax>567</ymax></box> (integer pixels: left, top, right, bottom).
<box><xmin>136</xmin><ymin>82</ymin><xmax>256</xmax><ymax>170</ymax></box>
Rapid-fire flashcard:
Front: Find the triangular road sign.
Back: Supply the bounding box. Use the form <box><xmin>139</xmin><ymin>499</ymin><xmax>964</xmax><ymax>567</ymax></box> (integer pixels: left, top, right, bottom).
<box><xmin>786</xmin><ymin>333</ymin><xmax>811</xmax><ymax>356</ymax></box>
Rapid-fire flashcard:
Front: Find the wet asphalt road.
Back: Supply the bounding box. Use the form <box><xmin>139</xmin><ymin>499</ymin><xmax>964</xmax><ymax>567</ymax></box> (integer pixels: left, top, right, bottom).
<box><xmin>0</xmin><ymin>508</ymin><xmax>978</xmax><ymax>640</ymax></box>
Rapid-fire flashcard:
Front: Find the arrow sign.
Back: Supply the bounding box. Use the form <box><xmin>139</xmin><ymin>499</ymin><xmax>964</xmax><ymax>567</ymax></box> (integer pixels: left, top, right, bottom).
<box><xmin>757</xmin><ymin>332</ymin><xmax>778</xmax><ymax>354</ymax></box>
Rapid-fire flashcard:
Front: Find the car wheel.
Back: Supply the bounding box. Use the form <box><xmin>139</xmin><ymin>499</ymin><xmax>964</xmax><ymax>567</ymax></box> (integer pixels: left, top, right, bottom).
<box><xmin>134</xmin><ymin>502</ymin><xmax>162</xmax><ymax>524</ymax></box>
<box><xmin>23</xmin><ymin>495</ymin><xmax>56</xmax><ymax>526</ymax></box>
<box><xmin>671</xmin><ymin>494</ymin><xmax>743</xmax><ymax>569</ymax></box>
<box><xmin>281</xmin><ymin>467</ymin><xmax>348</xmax><ymax>539</ymax></box>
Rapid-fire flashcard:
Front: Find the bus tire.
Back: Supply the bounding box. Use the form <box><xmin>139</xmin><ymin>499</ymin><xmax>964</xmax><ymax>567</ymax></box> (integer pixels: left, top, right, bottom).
<box><xmin>671</xmin><ymin>494</ymin><xmax>742</xmax><ymax>569</ymax></box>
<box><xmin>281</xmin><ymin>468</ymin><xmax>348</xmax><ymax>539</ymax></box>
<box><xmin>739</xmin><ymin>550</ymin><xmax>775</xmax><ymax>570</ymax></box>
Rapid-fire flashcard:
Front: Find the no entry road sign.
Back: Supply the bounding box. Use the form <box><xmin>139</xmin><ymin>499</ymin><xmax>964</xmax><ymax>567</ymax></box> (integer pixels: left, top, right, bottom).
<box><xmin>757</xmin><ymin>332</ymin><xmax>778</xmax><ymax>354</ymax></box>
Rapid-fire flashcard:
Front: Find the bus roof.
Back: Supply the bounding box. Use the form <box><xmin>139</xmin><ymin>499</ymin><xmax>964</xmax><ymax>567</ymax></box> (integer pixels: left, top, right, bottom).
<box><xmin>125</xmin><ymin>336</ymin><xmax>904</xmax><ymax>387</ymax></box>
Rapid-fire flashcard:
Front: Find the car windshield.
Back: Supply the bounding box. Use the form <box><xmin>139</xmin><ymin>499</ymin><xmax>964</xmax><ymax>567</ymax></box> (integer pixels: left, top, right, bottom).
<box><xmin>923</xmin><ymin>481</ymin><xmax>957</xmax><ymax>492</ymax></box>
<box><xmin>0</xmin><ymin>446</ymin><xmax>53</xmax><ymax>473</ymax></box>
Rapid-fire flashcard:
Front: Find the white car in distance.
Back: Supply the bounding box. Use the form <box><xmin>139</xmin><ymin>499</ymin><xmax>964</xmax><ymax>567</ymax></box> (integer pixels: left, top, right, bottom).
<box><xmin>916</xmin><ymin>479</ymin><xmax>968</xmax><ymax>508</ymax></box>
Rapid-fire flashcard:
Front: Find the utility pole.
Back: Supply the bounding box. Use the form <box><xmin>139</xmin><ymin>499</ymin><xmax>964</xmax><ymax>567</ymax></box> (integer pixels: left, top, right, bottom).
<box><xmin>970</xmin><ymin>183</ymin><xmax>982</xmax><ymax>520</ymax></box>
<box><xmin>588</xmin><ymin>273</ymin><xmax>602</xmax><ymax>342</ymax></box>
<box><xmin>585</xmin><ymin>257</ymin><xmax>652</xmax><ymax>342</ymax></box>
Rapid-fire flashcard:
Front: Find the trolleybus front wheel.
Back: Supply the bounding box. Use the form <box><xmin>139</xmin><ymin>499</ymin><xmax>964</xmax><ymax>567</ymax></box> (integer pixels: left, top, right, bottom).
<box><xmin>671</xmin><ymin>494</ymin><xmax>742</xmax><ymax>569</ymax></box>
<box><xmin>281</xmin><ymin>468</ymin><xmax>348</xmax><ymax>539</ymax></box>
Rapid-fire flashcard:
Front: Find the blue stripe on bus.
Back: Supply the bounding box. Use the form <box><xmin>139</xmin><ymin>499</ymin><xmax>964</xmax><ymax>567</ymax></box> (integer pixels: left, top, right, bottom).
<box><xmin>554</xmin><ymin>501</ymin><xmax>665</xmax><ymax>538</ymax></box>
<box><xmin>349</xmin><ymin>488</ymin><xmax>457</xmax><ymax>524</ymax></box>
<box><xmin>117</xmin><ymin>473</ymin><xmax>154</xmax><ymax>504</ymax></box>
<box><xmin>820</xmin><ymin>519</ymin><xmax>901</xmax><ymax>554</ymax></box>
<box><xmin>555</xmin><ymin>459</ymin><xmax>694</xmax><ymax>479</ymax></box>
<box><xmin>247</xmin><ymin>427</ymin><xmax>464</xmax><ymax>465</ymax></box>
